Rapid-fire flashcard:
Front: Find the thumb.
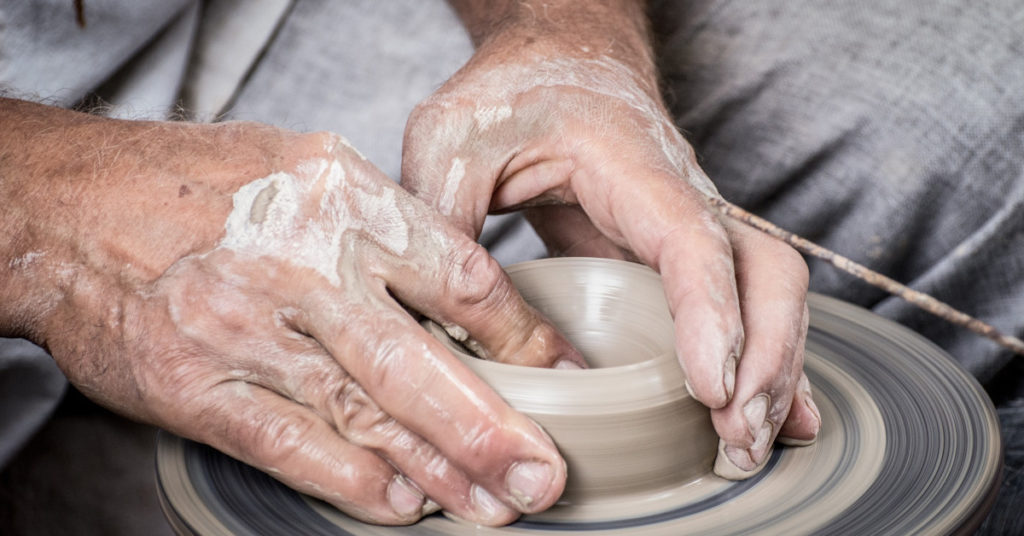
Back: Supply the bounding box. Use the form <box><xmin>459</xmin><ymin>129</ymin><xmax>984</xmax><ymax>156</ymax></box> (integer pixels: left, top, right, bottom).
<box><xmin>401</xmin><ymin>99</ymin><xmax>514</xmax><ymax>238</ymax></box>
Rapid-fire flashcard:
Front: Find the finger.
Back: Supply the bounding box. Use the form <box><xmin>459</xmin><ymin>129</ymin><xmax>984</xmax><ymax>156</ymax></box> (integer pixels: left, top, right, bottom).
<box><xmin>296</xmin><ymin>292</ymin><xmax>568</xmax><ymax>518</ymax></box>
<box><xmin>584</xmin><ymin>169</ymin><xmax>745</xmax><ymax>408</ymax></box>
<box><xmin>175</xmin><ymin>285</ymin><xmax>507</xmax><ymax>527</ymax></box>
<box><xmin>401</xmin><ymin>103</ymin><xmax>501</xmax><ymax>238</ymax></box>
<box><xmin>524</xmin><ymin>205</ymin><xmax>632</xmax><ymax>259</ymax></box>
<box><xmin>248</xmin><ymin>332</ymin><xmax>520</xmax><ymax>526</ymax></box>
<box><xmin>382</xmin><ymin>207</ymin><xmax>585</xmax><ymax>369</ymax></box>
<box><xmin>777</xmin><ymin>371</ymin><xmax>822</xmax><ymax>446</ymax></box>
<box><xmin>178</xmin><ymin>381</ymin><xmax>425</xmax><ymax>525</ymax></box>
<box><xmin>708</xmin><ymin>222</ymin><xmax>814</xmax><ymax>479</ymax></box>
<box><xmin>775</xmin><ymin>305</ymin><xmax>821</xmax><ymax>445</ymax></box>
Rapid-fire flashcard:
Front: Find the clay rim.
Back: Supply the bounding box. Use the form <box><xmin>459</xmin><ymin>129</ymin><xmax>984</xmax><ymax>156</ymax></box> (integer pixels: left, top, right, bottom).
<box><xmin>423</xmin><ymin>257</ymin><xmax>690</xmax><ymax>413</ymax></box>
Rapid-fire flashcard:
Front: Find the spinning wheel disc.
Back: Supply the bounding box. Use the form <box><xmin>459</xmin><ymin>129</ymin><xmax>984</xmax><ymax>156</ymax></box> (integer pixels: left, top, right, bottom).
<box><xmin>157</xmin><ymin>278</ymin><xmax>1001</xmax><ymax>535</ymax></box>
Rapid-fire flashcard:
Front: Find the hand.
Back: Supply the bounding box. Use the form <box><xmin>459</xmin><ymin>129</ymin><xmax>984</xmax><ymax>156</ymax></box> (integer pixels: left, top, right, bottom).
<box><xmin>0</xmin><ymin>98</ymin><xmax>584</xmax><ymax>525</ymax></box>
<box><xmin>403</xmin><ymin>0</ymin><xmax>820</xmax><ymax>478</ymax></box>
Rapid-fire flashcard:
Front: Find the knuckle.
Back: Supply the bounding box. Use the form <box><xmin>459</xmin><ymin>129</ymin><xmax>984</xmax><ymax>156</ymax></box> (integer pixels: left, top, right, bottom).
<box><xmin>403</xmin><ymin>100</ymin><xmax>473</xmax><ymax>169</ymax></box>
<box><xmin>241</xmin><ymin>408</ymin><xmax>319</xmax><ymax>468</ymax></box>
<box><xmin>349</xmin><ymin>336</ymin><xmax>438</xmax><ymax>423</ymax></box>
<box><xmin>444</xmin><ymin>241</ymin><xmax>507</xmax><ymax>310</ymax></box>
<box><xmin>404</xmin><ymin>102</ymin><xmax>448</xmax><ymax>149</ymax></box>
<box><xmin>361</xmin><ymin>337</ymin><xmax>411</xmax><ymax>392</ymax></box>
<box><xmin>772</xmin><ymin>242</ymin><xmax>810</xmax><ymax>289</ymax></box>
<box><xmin>143</xmin><ymin>352</ymin><xmax>210</xmax><ymax>414</ymax></box>
<box><xmin>459</xmin><ymin>422</ymin><xmax>506</xmax><ymax>471</ymax></box>
<box><xmin>406</xmin><ymin>101</ymin><xmax>440</xmax><ymax>130</ymax></box>
<box><xmin>328</xmin><ymin>375</ymin><xmax>396</xmax><ymax>447</ymax></box>
<box><xmin>303</xmin><ymin>130</ymin><xmax>342</xmax><ymax>154</ymax></box>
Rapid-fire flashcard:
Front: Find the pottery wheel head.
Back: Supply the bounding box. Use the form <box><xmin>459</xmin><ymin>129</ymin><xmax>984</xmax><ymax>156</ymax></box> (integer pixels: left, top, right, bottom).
<box><xmin>424</xmin><ymin>257</ymin><xmax>717</xmax><ymax>507</ymax></box>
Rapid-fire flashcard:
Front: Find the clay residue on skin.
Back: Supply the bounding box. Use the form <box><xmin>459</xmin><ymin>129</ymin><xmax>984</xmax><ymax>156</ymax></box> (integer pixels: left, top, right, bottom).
<box><xmin>438</xmin><ymin>158</ymin><xmax>467</xmax><ymax>216</ymax></box>
<box><xmin>249</xmin><ymin>181</ymin><xmax>280</xmax><ymax>225</ymax></box>
<box><xmin>704</xmin><ymin>272</ymin><xmax>727</xmax><ymax>307</ymax></box>
<box><xmin>8</xmin><ymin>251</ymin><xmax>45</xmax><ymax>270</ymax></box>
<box><xmin>220</xmin><ymin>154</ymin><xmax>410</xmax><ymax>287</ymax></box>
<box><xmin>330</xmin><ymin>136</ymin><xmax>367</xmax><ymax>161</ymax></box>
<box><xmin>351</xmin><ymin>186</ymin><xmax>409</xmax><ymax>256</ymax></box>
<box><xmin>230</xmin><ymin>380</ymin><xmax>257</xmax><ymax>401</ymax></box>
<box><xmin>228</xmin><ymin>369</ymin><xmax>256</xmax><ymax>380</ymax></box>
<box><xmin>441</xmin><ymin>321</ymin><xmax>492</xmax><ymax>360</ymax></box>
<box><xmin>424</xmin><ymin>55</ymin><xmax>721</xmax><ymax>200</ymax></box>
<box><xmin>473</xmin><ymin>105</ymin><xmax>512</xmax><ymax>131</ymax></box>
<box><xmin>702</xmin><ymin>247</ymin><xmax>737</xmax><ymax>309</ymax></box>
<box><xmin>407</xmin><ymin>339</ymin><xmax>498</xmax><ymax>442</ymax></box>
<box><xmin>442</xmin><ymin>322</ymin><xmax>470</xmax><ymax>343</ymax></box>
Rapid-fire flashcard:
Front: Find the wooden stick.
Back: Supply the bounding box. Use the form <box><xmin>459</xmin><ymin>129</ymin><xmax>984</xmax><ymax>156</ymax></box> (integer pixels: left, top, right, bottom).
<box><xmin>708</xmin><ymin>197</ymin><xmax>1024</xmax><ymax>356</ymax></box>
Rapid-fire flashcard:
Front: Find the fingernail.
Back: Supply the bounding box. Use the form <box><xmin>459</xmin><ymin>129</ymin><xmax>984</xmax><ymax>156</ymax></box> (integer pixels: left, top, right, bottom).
<box><xmin>778</xmin><ymin>384</ymin><xmax>822</xmax><ymax>447</ymax></box>
<box><xmin>797</xmin><ymin>375</ymin><xmax>821</xmax><ymax>438</ymax></box>
<box><xmin>715</xmin><ymin>394</ymin><xmax>775</xmax><ymax>476</ymax></box>
<box><xmin>554</xmin><ymin>359</ymin><xmax>583</xmax><ymax>370</ymax></box>
<box><xmin>713</xmin><ymin>439</ymin><xmax>752</xmax><ymax>480</ymax></box>
<box><xmin>472</xmin><ymin>484</ymin><xmax>510</xmax><ymax>520</ymax></box>
<box><xmin>506</xmin><ymin>461</ymin><xmax>553</xmax><ymax>511</ymax></box>
<box><xmin>743</xmin><ymin>394</ymin><xmax>770</xmax><ymax>437</ymax></box>
<box><xmin>684</xmin><ymin>379</ymin><xmax>698</xmax><ymax>399</ymax></box>
<box><xmin>798</xmin><ymin>373</ymin><xmax>812</xmax><ymax>396</ymax></box>
<box><xmin>714</xmin><ymin>437</ymin><xmax>774</xmax><ymax>480</ymax></box>
<box><xmin>723</xmin><ymin>353</ymin><xmax>738</xmax><ymax>401</ymax></box>
<box><xmin>748</xmin><ymin>419</ymin><xmax>774</xmax><ymax>462</ymax></box>
<box><xmin>804</xmin><ymin>394</ymin><xmax>821</xmax><ymax>436</ymax></box>
<box><xmin>724</xmin><ymin>444</ymin><xmax>754</xmax><ymax>471</ymax></box>
<box><xmin>388</xmin><ymin>476</ymin><xmax>425</xmax><ymax>518</ymax></box>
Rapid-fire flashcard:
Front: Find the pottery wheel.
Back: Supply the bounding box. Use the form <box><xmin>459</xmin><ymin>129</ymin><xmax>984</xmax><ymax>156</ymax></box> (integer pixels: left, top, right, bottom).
<box><xmin>156</xmin><ymin>259</ymin><xmax>1002</xmax><ymax>536</ymax></box>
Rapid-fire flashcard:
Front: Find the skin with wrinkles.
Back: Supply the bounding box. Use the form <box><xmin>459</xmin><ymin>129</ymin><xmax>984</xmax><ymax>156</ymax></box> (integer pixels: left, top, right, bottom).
<box><xmin>0</xmin><ymin>98</ymin><xmax>588</xmax><ymax>526</ymax></box>
<box><xmin>404</xmin><ymin>0</ymin><xmax>820</xmax><ymax>478</ymax></box>
<box><xmin>2</xmin><ymin>1</ymin><xmax>816</xmax><ymax>526</ymax></box>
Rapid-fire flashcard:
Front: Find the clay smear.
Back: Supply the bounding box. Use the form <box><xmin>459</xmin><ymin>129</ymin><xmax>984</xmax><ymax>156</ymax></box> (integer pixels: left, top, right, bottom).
<box><xmin>473</xmin><ymin>105</ymin><xmax>512</xmax><ymax>131</ymax></box>
<box><xmin>424</xmin><ymin>55</ymin><xmax>720</xmax><ymax>199</ymax></box>
<box><xmin>220</xmin><ymin>155</ymin><xmax>409</xmax><ymax>287</ymax></box>
<box><xmin>438</xmin><ymin>157</ymin><xmax>466</xmax><ymax>216</ymax></box>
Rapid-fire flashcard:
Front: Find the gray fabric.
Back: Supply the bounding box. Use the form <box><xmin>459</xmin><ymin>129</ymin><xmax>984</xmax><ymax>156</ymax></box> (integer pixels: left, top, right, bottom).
<box><xmin>647</xmin><ymin>3</ymin><xmax>1024</xmax><ymax>530</ymax></box>
<box><xmin>179</xmin><ymin>0</ymin><xmax>292</xmax><ymax>121</ymax></box>
<box><xmin>0</xmin><ymin>0</ymin><xmax>191</xmax><ymax>106</ymax></box>
<box><xmin>224</xmin><ymin>0</ymin><xmax>548</xmax><ymax>266</ymax></box>
<box><xmin>0</xmin><ymin>339</ymin><xmax>65</xmax><ymax>468</ymax></box>
<box><xmin>650</xmin><ymin>0</ymin><xmax>1024</xmax><ymax>391</ymax></box>
<box><xmin>98</xmin><ymin>1</ymin><xmax>200</xmax><ymax>121</ymax></box>
<box><xmin>982</xmin><ymin>402</ymin><xmax>1024</xmax><ymax>534</ymax></box>
<box><xmin>0</xmin><ymin>0</ymin><xmax>196</xmax><ymax>480</ymax></box>
<box><xmin>0</xmin><ymin>391</ymin><xmax>173</xmax><ymax>536</ymax></box>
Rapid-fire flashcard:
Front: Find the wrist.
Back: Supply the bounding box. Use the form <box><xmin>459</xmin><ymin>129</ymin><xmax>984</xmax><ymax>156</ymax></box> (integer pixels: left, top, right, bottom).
<box><xmin>450</xmin><ymin>0</ymin><xmax>657</xmax><ymax>87</ymax></box>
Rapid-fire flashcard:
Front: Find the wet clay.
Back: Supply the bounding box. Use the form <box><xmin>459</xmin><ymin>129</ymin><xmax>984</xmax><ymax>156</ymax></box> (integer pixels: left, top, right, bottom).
<box><xmin>156</xmin><ymin>259</ymin><xmax>1003</xmax><ymax>535</ymax></box>
<box><xmin>425</xmin><ymin>258</ymin><xmax>719</xmax><ymax>511</ymax></box>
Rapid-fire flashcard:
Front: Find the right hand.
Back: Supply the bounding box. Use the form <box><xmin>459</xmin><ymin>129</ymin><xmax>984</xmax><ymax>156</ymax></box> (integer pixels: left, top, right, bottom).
<box><xmin>0</xmin><ymin>98</ymin><xmax>583</xmax><ymax>525</ymax></box>
<box><xmin>401</xmin><ymin>8</ymin><xmax>820</xmax><ymax>479</ymax></box>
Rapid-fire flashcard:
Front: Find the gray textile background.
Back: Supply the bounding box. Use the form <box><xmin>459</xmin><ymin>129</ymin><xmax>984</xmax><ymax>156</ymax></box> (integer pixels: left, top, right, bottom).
<box><xmin>225</xmin><ymin>0</ymin><xmax>548</xmax><ymax>267</ymax></box>
<box><xmin>2</xmin><ymin>0</ymin><xmax>1023</xmax><ymax>533</ymax></box>
<box><xmin>651</xmin><ymin>0</ymin><xmax>1024</xmax><ymax>391</ymax></box>
<box><xmin>648</xmin><ymin>1</ymin><xmax>1024</xmax><ymax>530</ymax></box>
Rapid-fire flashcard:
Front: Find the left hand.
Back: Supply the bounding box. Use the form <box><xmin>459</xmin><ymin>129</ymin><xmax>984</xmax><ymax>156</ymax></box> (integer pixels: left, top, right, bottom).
<box><xmin>401</xmin><ymin>2</ymin><xmax>820</xmax><ymax>478</ymax></box>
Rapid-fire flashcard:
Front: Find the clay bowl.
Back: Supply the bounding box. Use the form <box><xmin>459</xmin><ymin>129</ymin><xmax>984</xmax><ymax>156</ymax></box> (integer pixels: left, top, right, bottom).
<box><xmin>424</xmin><ymin>257</ymin><xmax>717</xmax><ymax>519</ymax></box>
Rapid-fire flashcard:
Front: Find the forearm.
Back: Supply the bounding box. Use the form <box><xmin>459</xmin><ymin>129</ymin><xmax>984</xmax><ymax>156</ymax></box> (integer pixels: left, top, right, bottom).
<box><xmin>447</xmin><ymin>0</ymin><xmax>657</xmax><ymax>85</ymax></box>
<box><xmin>0</xmin><ymin>98</ymin><xmax>235</xmax><ymax>341</ymax></box>
<box><xmin>0</xmin><ymin>98</ymin><xmax>93</xmax><ymax>338</ymax></box>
